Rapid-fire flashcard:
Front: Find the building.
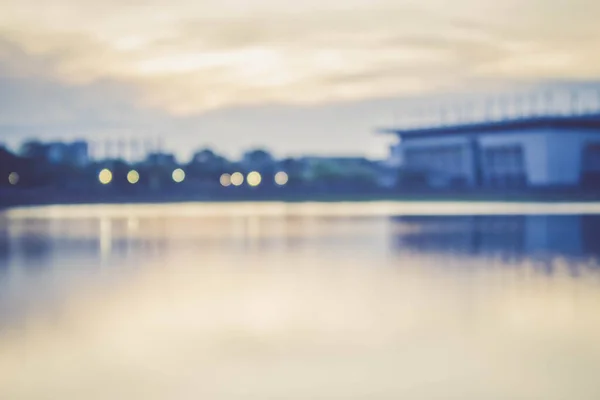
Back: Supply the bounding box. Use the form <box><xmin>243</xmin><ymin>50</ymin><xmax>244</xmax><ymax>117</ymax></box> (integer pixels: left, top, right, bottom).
<box><xmin>241</xmin><ymin>149</ymin><xmax>275</xmax><ymax>173</ymax></box>
<box><xmin>379</xmin><ymin>113</ymin><xmax>600</xmax><ymax>189</ymax></box>
<box><xmin>47</xmin><ymin>141</ymin><xmax>89</xmax><ymax>167</ymax></box>
<box><xmin>297</xmin><ymin>156</ymin><xmax>373</xmax><ymax>179</ymax></box>
<box><xmin>145</xmin><ymin>152</ymin><xmax>177</xmax><ymax>166</ymax></box>
<box><xmin>21</xmin><ymin>140</ymin><xmax>89</xmax><ymax>167</ymax></box>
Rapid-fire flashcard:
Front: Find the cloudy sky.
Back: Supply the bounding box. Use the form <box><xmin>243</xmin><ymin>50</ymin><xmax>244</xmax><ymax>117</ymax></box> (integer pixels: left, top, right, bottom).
<box><xmin>1</xmin><ymin>0</ymin><xmax>599</xmax><ymax>160</ymax></box>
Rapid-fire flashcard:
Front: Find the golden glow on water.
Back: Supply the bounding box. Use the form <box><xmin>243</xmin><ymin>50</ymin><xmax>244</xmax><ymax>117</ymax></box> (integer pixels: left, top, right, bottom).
<box><xmin>1</xmin><ymin>207</ymin><xmax>600</xmax><ymax>399</ymax></box>
<box><xmin>7</xmin><ymin>201</ymin><xmax>600</xmax><ymax>220</ymax></box>
<box><xmin>1</xmin><ymin>252</ymin><xmax>600</xmax><ymax>399</ymax></box>
<box><xmin>98</xmin><ymin>169</ymin><xmax>112</xmax><ymax>185</ymax></box>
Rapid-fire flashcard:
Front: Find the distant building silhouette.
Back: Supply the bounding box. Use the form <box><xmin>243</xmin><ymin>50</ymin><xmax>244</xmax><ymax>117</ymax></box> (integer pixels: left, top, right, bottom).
<box><xmin>379</xmin><ymin>88</ymin><xmax>600</xmax><ymax>189</ymax></box>
<box><xmin>21</xmin><ymin>140</ymin><xmax>89</xmax><ymax>167</ymax></box>
<box><xmin>145</xmin><ymin>152</ymin><xmax>177</xmax><ymax>167</ymax></box>
<box><xmin>241</xmin><ymin>149</ymin><xmax>275</xmax><ymax>173</ymax></box>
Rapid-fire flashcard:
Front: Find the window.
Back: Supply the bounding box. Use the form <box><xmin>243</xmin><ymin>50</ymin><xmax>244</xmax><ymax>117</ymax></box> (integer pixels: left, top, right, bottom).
<box><xmin>482</xmin><ymin>145</ymin><xmax>526</xmax><ymax>188</ymax></box>
<box><xmin>404</xmin><ymin>145</ymin><xmax>467</xmax><ymax>186</ymax></box>
<box><xmin>582</xmin><ymin>143</ymin><xmax>600</xmax><ymax>172</ymax></box>
<box><xmin>581</xmin><ymin>143</ymin><xmax>600</xmax><ymax>187</ymax></box>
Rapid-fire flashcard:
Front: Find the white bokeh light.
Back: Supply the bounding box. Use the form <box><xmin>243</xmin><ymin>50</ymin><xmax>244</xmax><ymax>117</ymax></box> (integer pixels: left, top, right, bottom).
<box><xmin>220</xmin><ymin>173</ymin><xmax>231</xmax><ymax>187</ymax></box>
<box><xmin>247</xmin><ymin>171</ymin><xmax>262</xmax><ymax>187</ymax></box>
<box><xmin>127</xmin><ymin>170</ymin><xmax>140</xmax><ymax>184</ymax></box>
<box><xmin>172</xmin><ymin>168</ymin><xmax>185</xmax><ymax>183</ymax></box>
<box><xmin>274</xmin><ymin>171</ymin><xmax>289</xmax><ymax>186</ymax></box>
<box><xmin>8</xmin><ymin>172</ymin><xmax>19</xmax><ymax>185</ymax></box>
<box><xmin>98</xmin><ymin>169</ymin><xmax>112</xmax><ymax>185</ymax></box>
<box><xmin>230</xmin><ymin>172</ymin><xmax>244</xmax><ymax>186</ymax></box>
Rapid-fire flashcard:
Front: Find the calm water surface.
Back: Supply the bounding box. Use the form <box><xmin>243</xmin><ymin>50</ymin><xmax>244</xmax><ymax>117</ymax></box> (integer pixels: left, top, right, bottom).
<box><xmin>1</xmin><ymin>203</ymin><xmax>600</xmax><ymax>399</ymax></box>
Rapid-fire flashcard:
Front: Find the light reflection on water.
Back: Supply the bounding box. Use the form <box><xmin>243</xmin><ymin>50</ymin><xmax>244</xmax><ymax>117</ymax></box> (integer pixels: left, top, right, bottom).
<box><xmin>1</xmin><ymin>204</ymin><xmax>600</xmax><ymax>399</ymax></box>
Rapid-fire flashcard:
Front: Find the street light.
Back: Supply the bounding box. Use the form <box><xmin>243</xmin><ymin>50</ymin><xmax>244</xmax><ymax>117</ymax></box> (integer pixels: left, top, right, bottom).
<box><xmin>274</xmin><ymin>171</ymin><xmax>289</xmax><ymax>186</ymax></box>
<box><xmin>172</xmin><ymin>168</ymin><xmax>185</xmax><ymax>183</ymax></box>
<box><xmin>220</xmin><ymin>173</ymin><xmax>231</xmax><ymax>187</ymax></box>
<box><xmin>127</xmin><ymin>170</ymin><xmax>140</xmax><ymax>184</ymax></box>
<box><xmin>247</xmin><ymin>171</ymin><xmax>262</xmax><ymax>187</ymax></box>
<box><xmin>8</xmin><ymin>172</ymin><xmax>19</xmax><ymax>185</ymax></box>
<box><xmin>231</xmin><ymin>172</ymin><xmax>244</xmax><ymax>186</ymax></box>
<box><xmin>99</xmin><ymin>169</ymin><xmax>112</xmax><ymax>184</ymax></box>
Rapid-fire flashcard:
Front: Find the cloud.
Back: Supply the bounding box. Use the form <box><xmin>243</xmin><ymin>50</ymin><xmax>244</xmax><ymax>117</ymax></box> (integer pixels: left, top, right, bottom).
<box><xmin>1</xmin><ymin>0</ymin><xmax>600</xmax><ymax>157</ymax></box>
<box><xmin>2</xmin><ymin>0</ymin><xmax>599</xmax><ymax>115</ymax></box>
<box><xmin>0</xmin><ymin>35</ymin><xmax>403</xmax><ymax>159</ymax></box>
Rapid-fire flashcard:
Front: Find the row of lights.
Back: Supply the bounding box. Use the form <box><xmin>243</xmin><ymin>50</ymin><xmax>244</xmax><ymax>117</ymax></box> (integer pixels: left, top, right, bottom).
<box><xmin>7</xmin><ymin>170</ymin><xmax>289</xmax><ymax>187</ymax></box>
<box><xmin>219</xmin><ymin>171</ymin><xmax>289</xmax><ymax>187</ymax></box>
<box><xmin>97</xmin><ymin>168</ymin><xmax>289</xmax><ymax>187</ymax></box>
<box><xmin>99</xmin><ymin>168</ymin><xmax>185</xmax><ymax>185</ymax></box>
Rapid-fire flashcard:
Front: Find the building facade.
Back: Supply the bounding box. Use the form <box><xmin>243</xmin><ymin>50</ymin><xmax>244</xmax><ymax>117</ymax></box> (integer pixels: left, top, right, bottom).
<box><xmin>47</xmin><ymin>141</ymin><xmax>89</xmax><ymax>167</ymax></box>
<box><xmin>21</xmin><ymin>140</ymin><xmax>89</xmax><ymax>167</ymax></box>
<box><xmin>380</xmin><ymin>114</ymin><xmax>600</xmax><ymax>189</ymax></box>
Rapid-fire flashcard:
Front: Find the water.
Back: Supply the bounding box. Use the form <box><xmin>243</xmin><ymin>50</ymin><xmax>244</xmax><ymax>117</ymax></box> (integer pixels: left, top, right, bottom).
<box><xmin>1</xmin><ymin>203</ymin><xmax>600</xmax><ymax>399</ymax></box>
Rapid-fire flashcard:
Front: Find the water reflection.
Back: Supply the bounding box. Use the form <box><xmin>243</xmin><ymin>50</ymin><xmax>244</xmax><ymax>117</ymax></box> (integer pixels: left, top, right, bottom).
<box><xmin>3</xmin><ymin>214</ymin><xmax>600</xmax><ymax>283</ymax></box>
<box><xmin>1</xmin><ymin>208</ymin><xmax>600</xmax><ymax>399</ymax></box>
<box><xmin>0</xmin><ymin>228</ymin><xmax>9</xmax><ymax>275</ymax></box>
<box><xmin>391</xmin><ymin>215</ymin><xmax>600</xmax><ymax>264</ymax></box>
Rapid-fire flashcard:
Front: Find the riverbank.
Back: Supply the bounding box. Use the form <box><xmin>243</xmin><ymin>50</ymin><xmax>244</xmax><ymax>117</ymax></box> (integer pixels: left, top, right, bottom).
<box><xmin>2</xmin><ymin>187</ymin><xmax>600</xmax><ymax>210</ymax></box>
<box><xmin>6</xmin><ymin>199</ymin><xmax>600</xmax><ymax>220</ymax></box>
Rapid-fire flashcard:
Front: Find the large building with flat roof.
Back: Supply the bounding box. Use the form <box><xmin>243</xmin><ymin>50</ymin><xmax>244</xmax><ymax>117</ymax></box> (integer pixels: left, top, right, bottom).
<box><xmin>379</xmin><ymin>112</ymin><xmax>600</xmax><ymax>189</ymax></box>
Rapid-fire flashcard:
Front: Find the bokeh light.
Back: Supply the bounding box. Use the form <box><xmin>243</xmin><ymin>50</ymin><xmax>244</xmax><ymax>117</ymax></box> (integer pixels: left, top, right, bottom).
<box><xmin>127</xmin><ymin>170</ymin><xmax>140</xmax><ymax>184</ymax></box>
<box><xmin>247</xmin><ymin>171</ymin><xmax>262</xmax><ymax>187</ymax></box>
<box><xmin>231</xmin><ymin>172</ymin><xmax>244</xmax><ymax>186</ymax></box>
<box><xmin>274</xmin><ymin>171</ymin><xmax>289</xmax><ymax>186</ymax></box>
<box><xmin>98</xmin><ymin>169</ymin><xmax>112</xmax><ymax>185</ymax></box>
<box><xmin>172</xmin><ymin>168</ymin><xmax>185</xmax><ymax>183</ymax></box>
<box><xmin>8</xmin><ymin>172</ymin><xmax>19</xmax><ymax>185</ymax></box>
<box><xmin>220</xmin><ymin>173</ymin><xmax>231</xmax><ymax>187</ymax></box>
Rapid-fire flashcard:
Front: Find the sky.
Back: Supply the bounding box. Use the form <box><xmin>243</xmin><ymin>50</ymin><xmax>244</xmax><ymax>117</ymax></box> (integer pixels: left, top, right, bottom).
<box><xmin>1</xmin><ymin>0</ymin><xmax>600</xmax><ymax>160</ymax></box>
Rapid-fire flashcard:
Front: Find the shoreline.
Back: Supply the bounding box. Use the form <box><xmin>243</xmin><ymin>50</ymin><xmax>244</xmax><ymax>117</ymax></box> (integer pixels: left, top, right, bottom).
<box><xmin>3</xmin><ymin>189</ymin><xmax>600</xmax><ymax>204</ymax></box>
<box><xmin>6</xmin><ymin>199</ymin><xmax>600</xmax><ymax>219</ymax></box>
<box><xmin>3</xmin><ymin>188</ymin><xmax>600</xmax><ymax>215</ymax></box>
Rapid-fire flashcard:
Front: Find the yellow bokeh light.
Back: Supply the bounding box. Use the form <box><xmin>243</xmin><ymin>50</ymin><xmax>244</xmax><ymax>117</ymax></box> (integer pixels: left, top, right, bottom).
<box><xmin>220</xmin><ymin>173</ymin><xmax>231</xmax><ymax>187</ymax></box>
<box><xmin>230</xmin><ymin>172</ymin><xmax>244</xmax><ymax>186</ymax></box>
<box><xmin>98</xmin><ymin>169</ymin><xmax>112</xmax><ymax>185</ymax></box>
<box><xmin>247</xmin><ymin>171</ymin><xmax>262</xmax><ymax>187</ymax></box>
<box><xmin>172</xmin><ymin>168</ymin><xmax>185</xmax><ymax>183</ymax></box>
<box><xmin>274</xmin><ymin>171</ymin><xmax>289</xmax><ymax>186</ymax></box>
<box><xmin>8</xmin><ymin>172</ymin><xmax>19</xmax><ymax>185</ymax></box>
<box><xmin>127</xmin><ymin>170</ymin><xmax>140</xmax><ymax>184</ymax></box>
